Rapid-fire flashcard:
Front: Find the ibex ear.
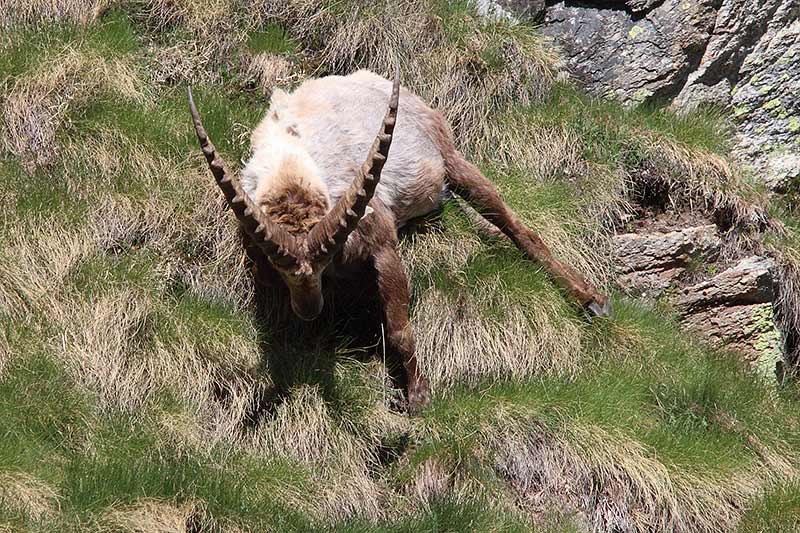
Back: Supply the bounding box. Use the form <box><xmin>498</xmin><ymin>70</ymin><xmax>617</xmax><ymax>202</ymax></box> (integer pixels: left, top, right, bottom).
<box><xmin>270</xmin><ymin>88</ymin><xmax>289</xmax><ymax>110</ymax></box>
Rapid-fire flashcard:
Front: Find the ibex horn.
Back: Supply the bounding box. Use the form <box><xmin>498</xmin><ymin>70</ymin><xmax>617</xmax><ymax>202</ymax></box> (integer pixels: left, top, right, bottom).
<box><xmin>306</xmin><ymin>66</ymin><xmax>400</xmax><ymax>262</ymax></box>
<box><xmin>188</xmin><ymin>87</ymin><xmax>301</xmax><ymax>270</ymax></box>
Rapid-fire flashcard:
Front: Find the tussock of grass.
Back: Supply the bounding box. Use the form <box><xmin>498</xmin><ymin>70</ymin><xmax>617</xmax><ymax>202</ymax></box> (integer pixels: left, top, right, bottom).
<box><xmin>0</xmin><ymin>472</ymin><xmax>61</xmax><ymax>525</ymax></box>
<box><xmin>1</xmin><ymin>46</ymin><xmax>145</xmax><ymax>172</ymax></box>
<box><xmin>263</xmin><ymin>0</ymin><xmax>558</xmax><ymax>155</ymax></box>
<box><xmin>2</xmin><ymin>1</ymin><xmax>800</xmax><ymax>530</ymax></box>
<box><xmin>410</xmin><ymin>298</ymin><xmax>800</xmax><ymax>531</ymax></box>
<box><xmin>0</xmin><ymin>0</ymin><xmax>110</xmax><ymax>27</ymax></box>
<box><xmin>98</xmin><ymin>499</ymin><xmax>207</xmax><ymax>533</ymax></box>
<box><xmin>764</xmin><ymin>207</ymin><xmax>800</xmax><ymax>374</ymax></box>
<box><xmin>240</xmin><ymin>52</ymin><xmax>300</xmax><ymax>96</ymax></box>
<box><xmin>495</xmin><ymin>86</ymin><xmax>772</xmax><ymax>235</ymax></box>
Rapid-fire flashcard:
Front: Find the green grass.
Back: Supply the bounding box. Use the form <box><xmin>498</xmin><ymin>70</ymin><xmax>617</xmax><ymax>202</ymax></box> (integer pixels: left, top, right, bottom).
<box><xmin>415</xmin><ymin>200</ymin><xmax>553</xmax><ymax>301</ymax></box>
<box><xmin>0</xmin><ymin>336</ymin><xmax>93</xmax><ymax>480</ymax></box>
<box><xmin>66</xmin><ymin>84</ymin><xmax>262</xmax><ymax>197</ymax></box>
<box><xmin>61</xmin><ymin>421</ymin><xmax>312</xmax><ymax>526</ymax></box>
<box><xmin>415</xmin><ymin>298</ymin><xmax>799</xmax><ymax>475</ymax></box>
<box><xmin>157</xmin><ymin>290</ymin><xmax>257</xmax><ymax>348</ymax></box>
<box><xmin>740</xmin><ymin>483</ymin><xmax>800</xmax><ymax>532</ymax></box>
<box><xmin>0</xmin><ymin>9</ymin><xmax>139</xmax><ymax>80</ymax></box>
<box><xmin>67</xmin><ymin>251</ymin><xmax>161</xmax><ymax>297</ymax></box>
<box><xmin>2</xmin><ymin>3</ymin><xmax>798</xmax><ymax>531</ymax></box>
<box><xmin>510</xmin><ymin>84</ymin><xmax>733</xmax><ymax>166</ymax></box>
<box><xmin>0</xmin><ymin>159</ymin><xmax>88</xmax><ymax>226</ymax></box>
<box><xmin>334</xmin><ymin>498</ymin><xmax>548</xmax><ymax>533</ymax></box>
<box><xmin>247</xmin><ymin>23</ymin><xmax>300</xmax><ymax>56</ymax></box>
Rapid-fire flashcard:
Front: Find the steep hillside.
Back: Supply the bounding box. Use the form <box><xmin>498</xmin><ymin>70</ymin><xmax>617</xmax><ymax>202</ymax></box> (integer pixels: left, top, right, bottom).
<box><xmin>2</xmin><ymin>1</ymin><xmax>800</xmax><ymax>531</ymax></box>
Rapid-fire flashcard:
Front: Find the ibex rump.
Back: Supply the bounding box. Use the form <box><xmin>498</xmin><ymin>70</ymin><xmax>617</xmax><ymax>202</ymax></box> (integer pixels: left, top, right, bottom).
<box><xmin>188</xmin><ymin>69</ymin><xmax>610</xmax><ymax>412</ymax></box>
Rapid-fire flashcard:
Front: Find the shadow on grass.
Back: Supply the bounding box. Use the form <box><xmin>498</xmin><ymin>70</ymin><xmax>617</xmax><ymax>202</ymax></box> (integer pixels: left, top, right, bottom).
<box><xmin>238</xmin><ymin>234</ymin><xmax>409</xmax><ymax>430</ymax></box>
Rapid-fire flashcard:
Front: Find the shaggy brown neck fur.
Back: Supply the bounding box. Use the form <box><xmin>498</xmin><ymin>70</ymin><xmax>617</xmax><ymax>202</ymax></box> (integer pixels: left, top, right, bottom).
<box><xmin>260</xmin><ymin>184</ymin><xmax>329</xmax><ymax>236</ymax></box>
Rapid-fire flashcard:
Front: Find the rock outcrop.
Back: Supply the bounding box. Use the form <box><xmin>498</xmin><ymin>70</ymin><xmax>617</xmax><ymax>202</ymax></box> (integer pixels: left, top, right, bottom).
<box><xmin>613</xmin><ymin>219</ymin><xmax>781</xmax><ymax>365</ymax></box>
<box><xmin>729</xmin><ymin>15</ymin><xmax>800</xmax><ymax>191</ymax></box>
<box><xmin>537</xmin><ymin>0</ymin><xmax>800</xmax><ymax>189</ymax></box>
<box><xmin>677</xmin><ymin>256</ymin><xmax>780</xmax><ymax>364</ymax></box>
<box><xmin>614</xmin><ymin>225</ymin><xmax>720</xmax><ymax>297</ymax></box>
<box><xmin>542</xmin><ymin>1</ymin><xmax>721</xmax><ymax>105</ymax></box>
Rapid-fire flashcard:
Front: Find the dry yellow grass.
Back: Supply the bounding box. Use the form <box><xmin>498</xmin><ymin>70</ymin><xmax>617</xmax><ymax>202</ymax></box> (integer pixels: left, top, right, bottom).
<box><xmin>0</xmin><ymin>0</ymin><xmax>110</xmax><ymax>26</ymax></box>
<box><xmin>1</xmin><ymin>2</ymin><xmax>799</xmax><ymax>530</ymax></box>
<box><xmin>99</xmin><ymin>499</ymin><xmax>197</xmax><ymax>533</ymax></box>
<box><xmin>97</xmin><ymin>498</ymin><xmax>232</xmax><ymax>533</ymax></box>
<box><xmin>0</xmin><ymin>473</ymin><xmax>61</xmax><ymax>522</ymax></box>
<box><xmin>241</xmin><ymin>52</ymin><xmax>301</xmax><ymax>96</ymax></box>
<box><xmin>411</xmin><ymin>287</ymin><xmax>585</xmax><ymax>387</ymax></box>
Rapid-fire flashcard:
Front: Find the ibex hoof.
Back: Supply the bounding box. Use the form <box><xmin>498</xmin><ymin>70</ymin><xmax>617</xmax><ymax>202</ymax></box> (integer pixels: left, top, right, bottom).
<box><xmin>586</xmin><ymin>297</ymin><xmax>613</xmax><ymax>320</ymax></box>
<box><xmin>407</xmin><ymin>376</ymin><xmax>431</xmax><ymax>414</ymax></box>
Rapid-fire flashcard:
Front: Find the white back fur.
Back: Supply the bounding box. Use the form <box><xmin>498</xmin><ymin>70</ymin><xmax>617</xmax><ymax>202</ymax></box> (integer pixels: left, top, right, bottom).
<box><xmin>241</xmin><ymin>70</ymin><xmax>447</xmax><ymax>226</ymax></box>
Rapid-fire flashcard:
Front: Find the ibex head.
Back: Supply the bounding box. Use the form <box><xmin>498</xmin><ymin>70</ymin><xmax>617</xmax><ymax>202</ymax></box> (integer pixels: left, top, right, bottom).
<box><xmin>188</xmin><ymin>71</ymin><xmax>399</xmax><ymax>321</ymax></box>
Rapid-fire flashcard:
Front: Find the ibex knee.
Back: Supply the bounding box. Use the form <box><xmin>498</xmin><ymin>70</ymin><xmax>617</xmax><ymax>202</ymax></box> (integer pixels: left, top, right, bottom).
<box><xmin>388</xmin><ymin>324</ymin><xmax>415</xmax><ymax>355</ymax></box>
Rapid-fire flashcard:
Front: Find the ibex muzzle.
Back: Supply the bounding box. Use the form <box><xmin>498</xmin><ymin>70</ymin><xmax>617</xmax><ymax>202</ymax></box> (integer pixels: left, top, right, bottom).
<box><xmin>282</xmin><ymin>270</ymin><xmax>324</xmax><ymax>321</ymax></box>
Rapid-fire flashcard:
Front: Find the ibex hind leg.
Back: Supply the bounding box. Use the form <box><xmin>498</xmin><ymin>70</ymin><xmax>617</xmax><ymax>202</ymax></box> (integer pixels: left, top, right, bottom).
<box><xmin>443</xmin><ymin>152</ymin><xmax>611</xmax><ymax>317</ymax></box>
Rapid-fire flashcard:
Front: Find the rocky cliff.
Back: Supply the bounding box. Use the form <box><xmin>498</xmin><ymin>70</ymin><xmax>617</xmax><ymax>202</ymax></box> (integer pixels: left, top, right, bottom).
<box><xmin>482</xmin><ymin>0</ymin><xmax>799</xmax><ymax>190</ymax></box>
<box><xmin>538</xmin><ymin>0</ymin><xmax>799</xmax><ymax>191</ymax></box>
<box><xmin>482</xmin><ymin>0</ymin><xmax>799</xmax><ymax>372</ymax></box>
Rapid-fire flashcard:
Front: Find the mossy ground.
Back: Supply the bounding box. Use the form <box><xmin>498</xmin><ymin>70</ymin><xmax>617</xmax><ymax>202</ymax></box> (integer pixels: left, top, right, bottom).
<box><xmin>2</xmin><ymin>1</ymin><xmax>800</xmax><ymax>531</ymax></box>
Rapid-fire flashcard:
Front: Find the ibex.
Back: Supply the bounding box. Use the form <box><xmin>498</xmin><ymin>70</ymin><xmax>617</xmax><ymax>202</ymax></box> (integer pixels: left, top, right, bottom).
<box><xmin>188</xmin><ymin>69</ymin><xmax>610</xmax><ymax>412</ymax></box>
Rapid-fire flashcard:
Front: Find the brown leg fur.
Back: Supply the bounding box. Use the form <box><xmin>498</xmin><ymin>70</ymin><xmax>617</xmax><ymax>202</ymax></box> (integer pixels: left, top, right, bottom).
<box><xmin>372</xmin><ymin>245</ymin><xmax>431</xmax><ymax>412</ymax></box>
<box><xmin>444</xmin><ymin>152</ymin><xmax>608</xmax><ymax>311</ymax></box>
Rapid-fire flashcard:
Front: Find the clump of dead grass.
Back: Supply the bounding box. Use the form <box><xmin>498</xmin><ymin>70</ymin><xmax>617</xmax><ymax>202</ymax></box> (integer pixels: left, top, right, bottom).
<box><xmin>261</xmin><ymin>0</ymin><xmax>559</xmax><ymax>156</ymax></box>
<box><xmin>99</xmin><ymin>498</ymin><xmax>216</xmax><ymax>533</ymax></box>
<box><xmin>0</xmin><ymin>0</ymin><xmax>111</xmax><ymax>27</ymax></box>
<box><xmin>0</xmin><ymin>472</ymin><xmax>60</xmax><ymax>522</ymax></box>
<box><xmin>146</xmin><ymin>40</ymin><xmax>221</xmax><ymax>86</ymax></box>
<box><xmin>1</xmin><ymin>46</ymin><xmax>146</xmax><ymax>173</ymax></box>
<box><xmin>240</xmin><ymin>52</ymin><xmax>301</xmax><ymax>96</ymax></box>
<box><xmin>773</xmin><ymin>242</ymin><xmax>800</xmax><ymax>374</ymax></box>
<box><xmin>636</xmin><ymin>132</ymin><xmax>772</xmax><ymax>233</ymax></box>
<box><xmin>411</xmin><ymin>286</ymin><xmax>585</xmax><ymax>387</ymax></box>
<box><xmin>0</xmin><ymin>215</ymin><xmax>94</xmax><ymax>319</ymax></box>
<box><xmin>132</xmin><ymin>0</ymin><xmax>251</xmax><ymax>83</ymax></box>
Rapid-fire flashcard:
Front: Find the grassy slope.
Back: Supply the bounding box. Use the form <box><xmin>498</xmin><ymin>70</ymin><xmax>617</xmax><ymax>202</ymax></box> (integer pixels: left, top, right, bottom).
<box><xmin>1</xmin><ymin>1</ymin><xmax>800</xmax><ymax>531</ymax></box>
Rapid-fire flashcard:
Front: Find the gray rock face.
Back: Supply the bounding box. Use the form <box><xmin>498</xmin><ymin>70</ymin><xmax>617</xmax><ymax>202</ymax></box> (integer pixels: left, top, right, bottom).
<box><xmin>613</xmin><ymin>225</ymin><xmax>720</xmax><ymax>297</ymax></box>
<box><xmin>676</xmin><ymin>257</ymin><xmax>780</xmax><ymax>361</ymax></box>
<box><xmin>488</xmin><ymin>0</ymin><xmax>546</xmax><ymax>21</ymax></box>
<box><xmin>730</xmin><ymin>17</ymin><xmax>800</xmax><ymax>190</ymax></box>
<box><xmin>542</xmin><ymin>0</ymin><xmax>721</xmax><ymax>104</ymax></box>
<box><xmin>672</xmin><ymin>0</ymin><xmax>789</xmax><ymax>110</ymax></box>
<box><xmin>531</xmin><ymin>0</ymin><xmax>800</xmax><ymax>188</ymax></box>
<box><xmin>613</xmin><ymin>222</ymin><xmax>780</xmax><ymax>362</ymax></box>
<box><xmin>676</xmin><ymin>256</ymin><xmax>775</xmax><ymax>313</ymax></box>
<box><xmin>626</xmin><ymin>0</ymin><xmax>662</xmax><ymax>12</ymax></box>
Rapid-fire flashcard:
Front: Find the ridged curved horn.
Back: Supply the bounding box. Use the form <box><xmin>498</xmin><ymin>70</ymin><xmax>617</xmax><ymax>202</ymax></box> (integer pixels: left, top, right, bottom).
<box><xmin>188</xmin><ymin>87</ymin><xmax>301</xmax><ymax>270</ymax></box>
<box><xmin>306</xmin><ymin>68</ymin><xmax>400</xmax><ymax>262</ymax></box>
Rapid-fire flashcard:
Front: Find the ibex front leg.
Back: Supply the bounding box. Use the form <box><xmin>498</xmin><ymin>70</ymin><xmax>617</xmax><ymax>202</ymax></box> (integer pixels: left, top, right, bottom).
<box><xmin>445</xmin><ymin>153</ymin><xmax>611</xmax><ymax>317</ymax></box>
<box><xmin>372</xmin><ymin>246</ymin><xmax>431</xmax><ymax>412</ymax></box>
